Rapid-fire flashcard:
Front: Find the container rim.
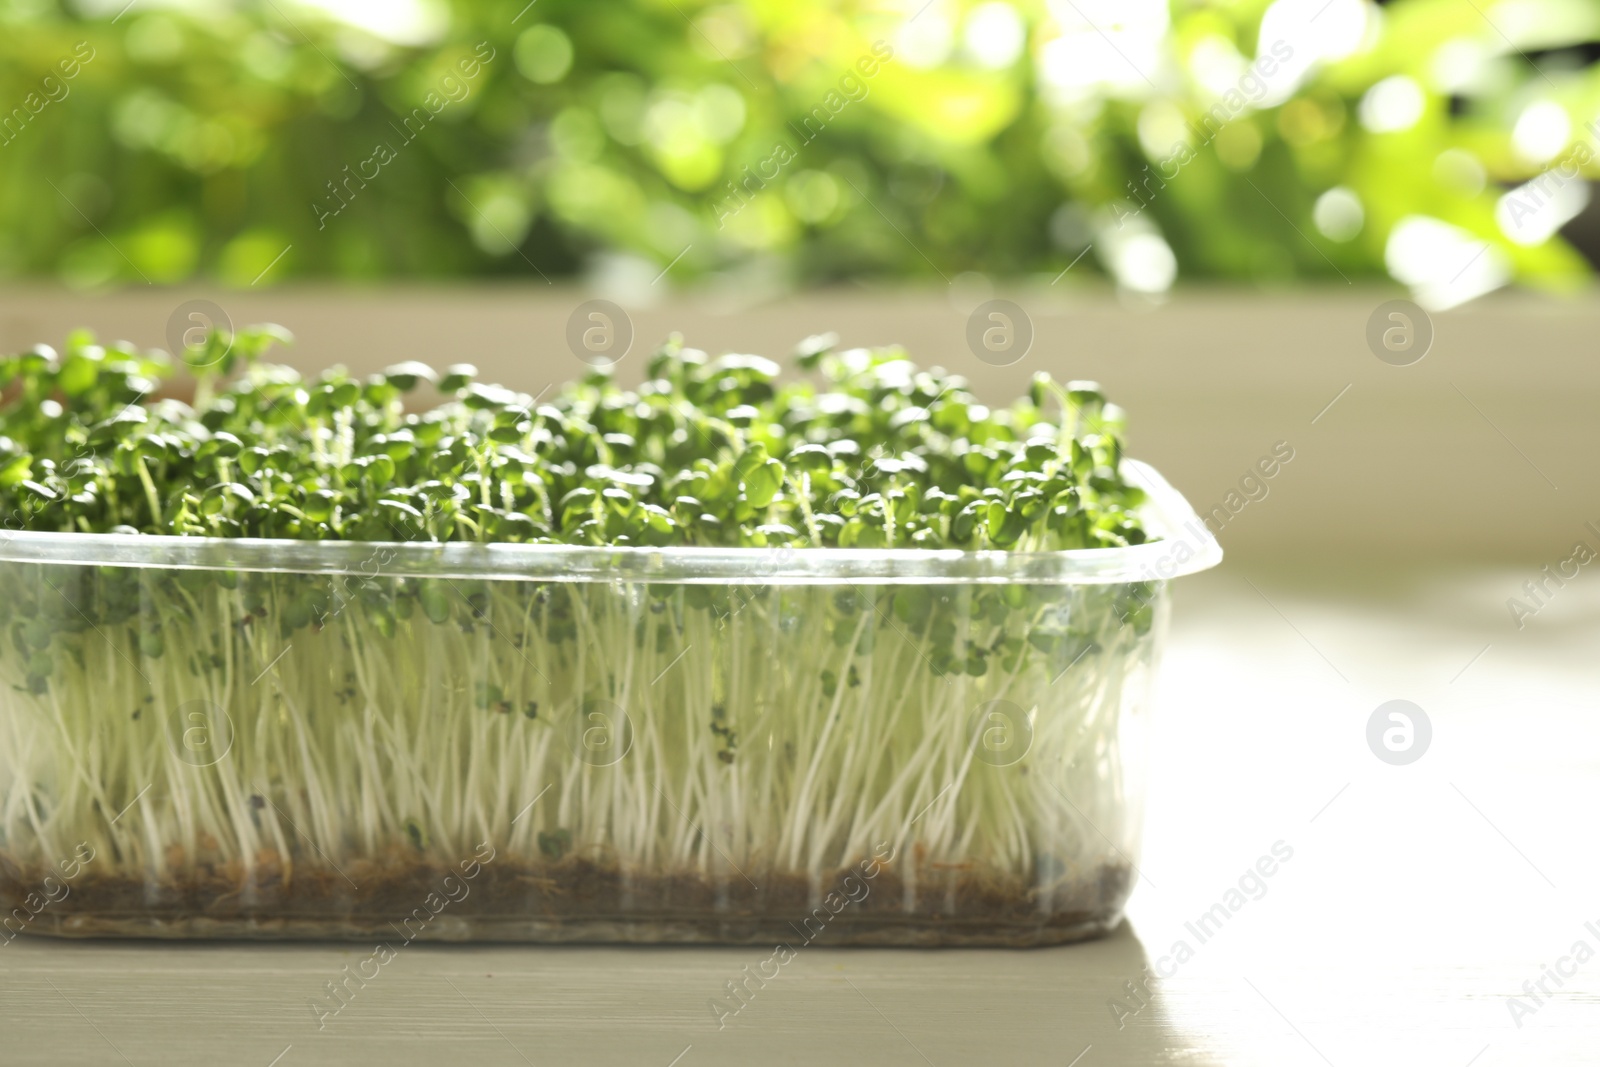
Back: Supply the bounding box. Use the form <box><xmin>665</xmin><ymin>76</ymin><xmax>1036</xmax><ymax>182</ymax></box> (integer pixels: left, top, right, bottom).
<box><xmin>0</xmin><ymin>460</ymin><xmax>1221</xmax><ymax>585</ymax></box>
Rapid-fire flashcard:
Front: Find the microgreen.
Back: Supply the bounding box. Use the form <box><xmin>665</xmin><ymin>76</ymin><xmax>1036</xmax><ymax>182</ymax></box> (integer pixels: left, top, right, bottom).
<box><xmin>0</xmin><ymin>325</ymin><xmax>1165</xmax><ymax>944</ymax></box>
<box><xmin>0</xmin><ymin>327</ymin><xmax>1150</xmax><ymax>552</ymax></box>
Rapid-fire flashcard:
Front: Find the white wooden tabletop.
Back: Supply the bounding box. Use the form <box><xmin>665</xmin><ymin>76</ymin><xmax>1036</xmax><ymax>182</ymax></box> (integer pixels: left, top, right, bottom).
<box><xmin>3</xmin><ymin>563</ymin><xmax>1594</xmax><ymax>1066</ymax></box>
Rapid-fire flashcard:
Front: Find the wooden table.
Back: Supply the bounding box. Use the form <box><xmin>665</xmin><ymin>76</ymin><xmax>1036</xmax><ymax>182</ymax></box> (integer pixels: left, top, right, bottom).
<box><xmin>3</xmin><ymin>564</ymin><xmax>1594</xmax><ymax>1066</ymax></box>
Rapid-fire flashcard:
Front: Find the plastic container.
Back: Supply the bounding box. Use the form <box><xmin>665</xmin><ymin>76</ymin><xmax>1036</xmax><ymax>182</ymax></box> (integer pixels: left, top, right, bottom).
<box><xmin>0</xmin><ymin>461</ymin><xmax>1218</xmax><ymax>947</ymax></box>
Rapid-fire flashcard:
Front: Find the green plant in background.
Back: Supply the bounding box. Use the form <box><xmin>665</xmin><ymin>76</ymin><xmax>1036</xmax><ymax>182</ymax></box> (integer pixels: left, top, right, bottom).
<box><xmin>0</xmin><ymin>0</ymin><xmax>1593</xmax><ymax>298</ymax></box>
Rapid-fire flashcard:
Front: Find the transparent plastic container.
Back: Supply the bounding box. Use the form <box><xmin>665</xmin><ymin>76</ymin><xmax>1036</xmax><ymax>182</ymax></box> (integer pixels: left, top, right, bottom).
<box><xmin>0</xmin><ymin>461</ymin><xmax>1218</xmax><ymax>947</ymax></box>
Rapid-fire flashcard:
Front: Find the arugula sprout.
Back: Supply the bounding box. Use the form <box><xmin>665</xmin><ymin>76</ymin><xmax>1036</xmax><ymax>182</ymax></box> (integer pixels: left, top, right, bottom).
<box><xmin>0</xmin><ymin>326</ymin><xmax>1150</xmax><ymax>552</ymax></box>
<box><xmin>0</xmin><ymin>325</ymin><xmax>1165</xmax><ymax>944</ymax></box>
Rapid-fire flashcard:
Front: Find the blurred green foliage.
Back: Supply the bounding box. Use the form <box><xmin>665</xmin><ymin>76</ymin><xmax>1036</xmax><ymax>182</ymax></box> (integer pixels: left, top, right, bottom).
<box><xmin>0</xmin><ymin>0</ymin><xmax>1595</xmax><ymax>293</ymax></box>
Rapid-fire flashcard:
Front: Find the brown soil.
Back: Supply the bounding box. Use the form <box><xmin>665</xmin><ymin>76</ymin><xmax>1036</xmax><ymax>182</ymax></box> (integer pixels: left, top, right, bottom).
<box><xmin>1</xmin><ymin>852</ymin><xmax>1132</xmax><ymax>947</ymax></box>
